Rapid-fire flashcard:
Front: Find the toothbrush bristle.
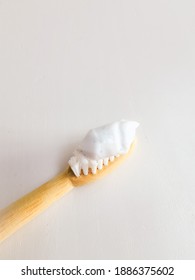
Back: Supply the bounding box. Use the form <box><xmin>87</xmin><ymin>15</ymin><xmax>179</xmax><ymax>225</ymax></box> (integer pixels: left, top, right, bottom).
<box><xmin>97</xmin><ymin>159</ymin><xmax>103</xmax><ymax>170</ymax></box>
<box><xmin>110</xmin><ymin>156</ymin><xmax>114</xmax><ymax>162</ymax></box>
<box><xmin>89</xmin><ymin>160</ymin><xmax>98</xmax><ymax>175</ymax></box>
<box><xmin>81</xmin><ymin>158</ymin><xmax>88</xmax><ymax>175</ymax></box>
<box><xmin>68</xmin><ymin>152</ymin><xmax>129</xmax><ymax>177</ymax></box>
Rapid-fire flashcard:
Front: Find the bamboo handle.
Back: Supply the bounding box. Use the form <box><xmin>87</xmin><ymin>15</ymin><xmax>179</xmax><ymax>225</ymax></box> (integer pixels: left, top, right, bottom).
<box><xmin>0</xmin><ymin>171</ymin><xmax>73</xmax><ymax>243</ymax></box>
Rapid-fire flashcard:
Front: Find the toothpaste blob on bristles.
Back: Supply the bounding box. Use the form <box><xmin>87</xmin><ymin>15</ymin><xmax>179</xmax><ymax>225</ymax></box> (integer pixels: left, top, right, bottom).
<box><xmin>68</xmin><ymin>120</ymin><xmax>139</xmax><ymax>177</ymax></box>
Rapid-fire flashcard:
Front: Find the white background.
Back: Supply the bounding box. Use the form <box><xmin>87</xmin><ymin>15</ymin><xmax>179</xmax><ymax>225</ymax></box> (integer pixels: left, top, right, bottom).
<box><xmin>0</xmin><ymin>0</ymin><xmax>195</xmax><ymax>259</ymax></box>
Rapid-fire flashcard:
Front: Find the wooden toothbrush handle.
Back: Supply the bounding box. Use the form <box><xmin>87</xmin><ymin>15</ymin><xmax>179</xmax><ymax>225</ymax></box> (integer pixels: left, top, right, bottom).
<box><xmin>0</xmin><ymin>171</ymin><xmax>73</xmax><ymax>243</ymax></box>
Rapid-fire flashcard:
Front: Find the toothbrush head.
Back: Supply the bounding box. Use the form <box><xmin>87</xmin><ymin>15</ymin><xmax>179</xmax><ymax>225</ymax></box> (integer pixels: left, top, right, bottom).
<box><xmin>67</xmin><ymin>120</ymin><xmax>139</xmax><ymax>185</ymax></box>
<box><xmin>67</xmin><ymin>140</ymin><xmax>136</xmax><ymax>187</ymax></box>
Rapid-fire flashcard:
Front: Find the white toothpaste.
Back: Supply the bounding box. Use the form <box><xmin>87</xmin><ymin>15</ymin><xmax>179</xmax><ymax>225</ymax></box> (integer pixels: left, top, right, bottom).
<box><xmin>68</xmin><ymin>120</ymin><xmax>139</xmax><ymax>177</ymax></box>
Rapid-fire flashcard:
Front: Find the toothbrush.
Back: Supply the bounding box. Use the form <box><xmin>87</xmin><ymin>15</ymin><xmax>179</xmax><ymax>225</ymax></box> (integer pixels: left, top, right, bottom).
<box><xmin>0</xmin><ymin>120</ymin><xmax>139</xmax><ymax>243</ymax></box>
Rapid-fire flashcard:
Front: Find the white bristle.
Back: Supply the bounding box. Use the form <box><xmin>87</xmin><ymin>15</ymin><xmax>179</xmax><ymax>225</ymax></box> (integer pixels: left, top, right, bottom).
<box><xmin>110</xmin><ymin>156</ymin><xmax>114</xmax><ymax>162</ymax></box>
<box><xmin>98</xmin><ymin>159</ymin><xmax>103</xmax><ymax>170</ymax></box>
<box><xmin>89</xmin><ymin>160</ymin><xmax>98</xmax><ymax>174</ymax></box>
<box><xmin>69</xmin><ymin>152</ymin><xmax>121</xmax><ymax>177</ymax></box>
<box><xmin>71</xmin><ymin>165</ymin><xmax>80</xmax><ymax>177</ymax></box>
<box><xmin>103</xmin><ymin>157</ymin><xmax>109</xmax><ymax>165</ymax></box>
<box><xmin>81</xmin><ymin>158</ymin><xmax>89</xmax><ymax>175</ymax></box>
<box><xmin>68</xmin><ymin>157</ymin><xmax>81</xmax><ymax>177</ymax></box>
<box><xmin>82</xmin><ymin>166</ymin><xmax>88</xmax><ymax>175</ymax></box>
<box><xmin>92</xmin><ymin>167</ymin><xmax>97</xmax><ymax>174</ymax></box>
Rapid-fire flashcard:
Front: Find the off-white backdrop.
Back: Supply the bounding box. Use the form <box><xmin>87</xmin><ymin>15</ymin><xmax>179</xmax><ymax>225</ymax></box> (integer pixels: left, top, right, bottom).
<box><xmin>0</xmin><ymin>0</ymin><xmax>195</xmax><ymax>259</ymax></box>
